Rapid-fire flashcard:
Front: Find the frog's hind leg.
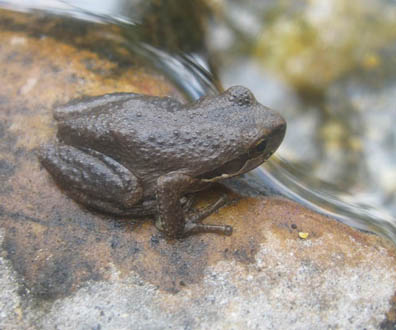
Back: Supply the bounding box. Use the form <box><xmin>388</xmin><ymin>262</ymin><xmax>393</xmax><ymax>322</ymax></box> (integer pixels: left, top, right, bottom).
<box><xmin>38</xmin><ymin>144</ymin><xmax>143</xmax><ymax>215</ymax></box>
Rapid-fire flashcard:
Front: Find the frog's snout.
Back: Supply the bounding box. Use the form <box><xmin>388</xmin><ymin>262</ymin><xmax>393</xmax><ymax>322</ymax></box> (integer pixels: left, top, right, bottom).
<box><xmin>267</xmin><ymin>114</ymin><xmax>287</xmax><ymax>154</ymax></box>
<box><xmin>274</xmin><ymin>115</ymin><xmax>287</xmax><ymax>141</ymax></box>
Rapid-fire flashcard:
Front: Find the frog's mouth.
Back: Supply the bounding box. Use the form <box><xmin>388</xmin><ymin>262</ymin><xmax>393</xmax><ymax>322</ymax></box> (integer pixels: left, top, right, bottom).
<box><xmin>200</xmin><ymin>154</ymin><xmax>250</xmax><ymax>182</ymax></box>
<box><xmin>200</xmin><ymin>153</ymin><xmax>268</xmax><ymax>182</ymax></box>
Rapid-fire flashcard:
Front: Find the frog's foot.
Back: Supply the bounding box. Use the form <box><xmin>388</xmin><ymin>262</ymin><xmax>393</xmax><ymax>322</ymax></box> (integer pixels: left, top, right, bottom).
<box><xmin>183</xmin><ymin>195</ymin><xmax>233</xmax><ymax>236</ymax></box>
<box><xmin>156</xmin><ymin>172</ymin><xmax>233</xmax><ymax>238</ymax></box>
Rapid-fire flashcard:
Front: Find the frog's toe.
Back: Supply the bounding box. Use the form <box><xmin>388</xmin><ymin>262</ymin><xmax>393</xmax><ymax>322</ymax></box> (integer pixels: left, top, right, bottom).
<box><xmin>184</xmin><ymin>222</ymin><xmax>233</xmax><ymax>236</ymax></box>
<box><xmin>188</xmin><ymin>194</ymin><xmax>228</xmax><ymax>223</ymax></box>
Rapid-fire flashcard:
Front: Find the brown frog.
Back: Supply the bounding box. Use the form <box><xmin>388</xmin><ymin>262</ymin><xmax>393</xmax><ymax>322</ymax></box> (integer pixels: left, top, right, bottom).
<box><xmin>38</xmin><ymin>86</ymin><xmax>286</xmax><ymax>238</ymax></box>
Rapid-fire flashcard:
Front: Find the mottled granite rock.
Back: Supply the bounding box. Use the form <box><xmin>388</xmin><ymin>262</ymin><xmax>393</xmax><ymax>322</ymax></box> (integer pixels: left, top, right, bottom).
<box><xmin>1</xmin><ymin>9</ymin><xmax>396</xmax><ymax>330</ymax></box>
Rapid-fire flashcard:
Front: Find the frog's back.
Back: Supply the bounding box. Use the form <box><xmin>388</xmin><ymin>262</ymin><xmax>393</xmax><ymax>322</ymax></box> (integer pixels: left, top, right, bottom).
<box><xmin>54</xmin><ymin>90</ymin><xmax>270</xmax><ymax>181</ymax></box>
<box><xmin>54</xmin><ymin>93</ymin><xmax>182</xmax><ymax>121</ymax></box>
<box><xmin>54</xmin><ymin>93</ymin><xmax>229</xmax><ymax>178</ymax></box>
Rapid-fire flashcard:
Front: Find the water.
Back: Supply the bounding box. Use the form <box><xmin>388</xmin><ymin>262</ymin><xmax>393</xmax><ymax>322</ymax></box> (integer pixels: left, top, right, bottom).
<box><xmin>1</xmin><ymin>0</ymin><xmax>395</xmax><ymax>243</ymax></box>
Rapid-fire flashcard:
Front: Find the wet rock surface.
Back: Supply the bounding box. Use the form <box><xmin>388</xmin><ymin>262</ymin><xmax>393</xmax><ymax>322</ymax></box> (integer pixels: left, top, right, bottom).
<box><xmin>1</xmin><ymin>9</ymin><xmax>396</xmax><ymax>329</ymax></box>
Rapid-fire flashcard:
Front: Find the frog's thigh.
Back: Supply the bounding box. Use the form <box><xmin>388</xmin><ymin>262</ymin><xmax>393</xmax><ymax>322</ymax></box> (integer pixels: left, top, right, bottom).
<box><xmin>38</xmin><ymin>144</ymin><xmax>143</xmax><ymax>212</ymax></box>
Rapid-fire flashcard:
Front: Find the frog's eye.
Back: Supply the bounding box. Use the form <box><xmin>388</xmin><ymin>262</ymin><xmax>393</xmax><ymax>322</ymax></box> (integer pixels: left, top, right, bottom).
<box><xmin>255</xmin><ymin>140</ymin><xmax>267</xmax><ymax>153</ymax></box>
<box><xmin>250</xmin><ymin>139</ymin><xmax>267</xmax><ymax>157</ymax></box>
<box><xmin>226</xmin><ymin>86</ymin><xmax>256</xmax><ymax>107</ymax></box>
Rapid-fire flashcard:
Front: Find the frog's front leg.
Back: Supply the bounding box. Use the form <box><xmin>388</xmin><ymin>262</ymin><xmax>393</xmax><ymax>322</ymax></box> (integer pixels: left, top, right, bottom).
<box><xmin>155</xmin><ymin>172</ymin><xmax>232</xmax><ymax>238</ymax></box>
<box><xmin>38</xmin><ymin>144</ymin><xmax>143</xmax><ymax>215</ymax></box>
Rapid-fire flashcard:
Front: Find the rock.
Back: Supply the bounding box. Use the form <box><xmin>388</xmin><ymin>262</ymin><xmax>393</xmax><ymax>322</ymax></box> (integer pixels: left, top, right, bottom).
<box><xmin>1</xmin><ymin>8</ymin><xmax>396</xmax><ymax>330</ymax></box>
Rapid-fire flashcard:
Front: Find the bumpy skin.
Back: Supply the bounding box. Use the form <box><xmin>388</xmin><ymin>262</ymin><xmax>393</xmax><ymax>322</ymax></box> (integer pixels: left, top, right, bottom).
<box><xmin>38</xmin><ymin>86</ymin><xmax>286</xmax><ymax>238</ymax></box>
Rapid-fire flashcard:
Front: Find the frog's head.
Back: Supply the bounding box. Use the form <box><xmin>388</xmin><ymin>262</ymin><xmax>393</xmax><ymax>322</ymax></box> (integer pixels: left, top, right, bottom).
<box><xmin>200</xmin><ymin>86</ymin><xmax>286</xmax><ymax>182</ymax></box>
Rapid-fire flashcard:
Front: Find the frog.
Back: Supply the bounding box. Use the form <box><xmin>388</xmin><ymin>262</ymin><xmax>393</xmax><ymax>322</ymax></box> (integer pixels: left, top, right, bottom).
<box><xmin>38</xmin><ymin>86</ymin><xmax>286</xmax><ymax>238</ymax></box>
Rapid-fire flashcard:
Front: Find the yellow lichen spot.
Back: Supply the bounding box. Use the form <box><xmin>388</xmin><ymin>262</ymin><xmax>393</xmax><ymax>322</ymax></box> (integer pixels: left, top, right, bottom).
<box><xmin>298</xmin><ymin>232</ymin><xmax>309</xmax><ymax>239</ymax></box>
<box><xmin>362</xmin><ymin>54</ymin><xmax>380</xmax><ymax>69</ymax></box>
<box><xmin>15</xmin><ymin>306</ymin><xmax>23</xmax><ymax>320</ymax></box>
